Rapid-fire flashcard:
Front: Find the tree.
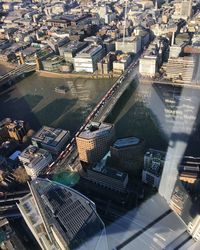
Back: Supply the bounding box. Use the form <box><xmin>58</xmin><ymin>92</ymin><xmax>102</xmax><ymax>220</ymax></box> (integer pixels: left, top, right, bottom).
<box><xmin>13</xmin><ymin>167</ymin><xmax>29</xmax><ymax>183</ymax></box>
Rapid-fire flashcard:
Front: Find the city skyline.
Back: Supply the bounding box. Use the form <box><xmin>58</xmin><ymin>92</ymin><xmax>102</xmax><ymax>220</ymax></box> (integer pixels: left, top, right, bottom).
<box><xmin>1</xmin><ymin>0</ymin><xmax>200</xmax><ymax>249</ymax></box>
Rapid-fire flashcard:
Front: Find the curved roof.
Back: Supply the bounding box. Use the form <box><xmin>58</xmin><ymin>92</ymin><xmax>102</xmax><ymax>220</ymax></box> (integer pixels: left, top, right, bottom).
<box><xmin>29</xmin><ymin>178</ymin><xmax>107</xmax><ymax>250</ymax></box>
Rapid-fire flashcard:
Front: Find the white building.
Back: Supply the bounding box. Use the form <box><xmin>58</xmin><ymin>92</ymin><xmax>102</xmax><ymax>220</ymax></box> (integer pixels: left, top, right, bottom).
<box><xmin>139</xmin><ymin>55</ymin><xmax>158</xmax><ymax>77</ymax></box>
<box><xmin>74</xmin><ymin>45</ymin><xmax>105</xmax><ymax>73</ymax></box>
<box><xmin>113</xmin><ymin>54</ymin><xmax>131</xmax><ymax>74</ymax></box>
<box><xmin>18</xmin><ymin>146</ymin><xmax>53</xmax><ymax>179</ymax></box>
<box><xmin>115</xmin><ymin>36</ymin><xmax>141</xmax><ymax>54</ymax></box>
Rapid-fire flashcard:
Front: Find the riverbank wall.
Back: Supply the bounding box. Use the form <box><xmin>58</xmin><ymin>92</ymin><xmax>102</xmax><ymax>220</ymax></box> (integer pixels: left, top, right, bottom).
<box><xmin>37</xmin><ymin>70</ymin><xmax>120</xmax><ymax>79</ymax></box>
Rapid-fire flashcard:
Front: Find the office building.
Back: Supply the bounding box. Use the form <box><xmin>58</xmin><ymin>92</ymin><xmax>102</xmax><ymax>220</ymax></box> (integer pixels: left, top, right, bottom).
<box><xmin>6</xmin><ymin>120</ymin><xmax>27</xmax><ymax>141</ymax></box>
<box><xmin>173</xmin><ymin>0</ymin><xmax>192</xmax><ymax>20</ymax></box>
<box><xmin>110</xmin><ymin>136</ymin><xmax>145</xmax><ymax>175</ymax></box>
<box><xmin>85</xmin><ymin>152</ymin><xmax>128</xmax><ymax>193</ymax></box>
<box><xmin>139</xmin><ymin>37</ymin><xmax>167</xmax><ymax>78</ymax></box>
<box><xmin>17</xmin><ymin>178</ymin><xmax>107</xmax><ymax>250</ymax></box>
<box><xmin>179</xmin><ymin>171</ymin><xmax>198</xmax><ymax>183</ymax></box>
<box><xmin>42</xmin><ymin>56</ymin><xmax>65</xmax><ymax>72</ymax></box>
<box><xmin>103</xmin><ymin>37</ymin><xmax>115</xmax><ymax>53</ymax></box>
<box><xmin>142</xmin><ymin>149</ymin><xmax>166</xmax><ymax>188</ymax></box>
<box><xmin>76</xmin><ymin>122</ymin><xmax>115</xmax><ymax>163</ymax></box>
<box><xmin>97</xmin><ymin>52</ymin><xmax>116</xmax><ymax>75</ymax></box>
<box><xmin>32</xmin><ymin>126</ymin><xmax>70</xmax><ymax>155</ymax></box>
<box><xmin>139</xmin><ymin>55</ymin><xmax>158</xmax><ymax>77</ymax></box>
<box><xmin>113</xmin><ymin>54</ymin><xmax>131</xmax><ymax>74</ymax></box>
<box><xmin>61</xmin><ymin>41</ymin><xmax>88</xmax><ymax>62</ymax></box>
<box><xmin>73</xmin><ymin>45</ymin><xmax>105</xmax><ymax>73</ymax></box>
<box><xmin>111</xmin><ymin>136</ymin><xmax>144</xmax><ymax>162</ymax></box>
<box><xmin>115</xmin><ymin>36</ymin><xmax>141</xmax><ymax>54</ymax></box>
<box><xmin>168</xmin><ymin>156</ymin><xmax>200</xmax><ymax>242</ymax></box>
<box><xmin>18</xmin><ymin>145</ymin><xmax>53</xmax><ymax>178</ymax></box>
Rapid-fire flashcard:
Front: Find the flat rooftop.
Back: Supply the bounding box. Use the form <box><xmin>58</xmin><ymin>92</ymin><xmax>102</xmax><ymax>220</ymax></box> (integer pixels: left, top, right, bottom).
<box><xmin>19</xmin><ymin>145</ymin><xmax>49</xmax><ymax>166</ymax></box>
<box><xmin>92</xmin><ymin>163</ymin><xmax>127</xmax><ymax>182</ymax></box>
<box><xmin>63</xmin><ymin>41</ymin><xmax>87</xmax><ymax>52</ymax></box>
<box><xmin>116</xmin><ymin>36</ymin><xmax>138</xmax><ymax>43</ymax></box>
<box><xmin>75</xmin><ymin>45</ymin><xmax>102</xmax><ymax>58</ymax></box>
<box><xmin>112</xmin><ymin>137</ymin><xmax>140</xmax><ymax>149</ymax></box>
<box><xmin>32</xmin><ymin>126</ymin><xmax>70</xmax><ymax>147</ymax></box>
<box><xmin>78</xmin><ymin>122</ymin><xmax>113</xmax><ymax>140</ymax></box>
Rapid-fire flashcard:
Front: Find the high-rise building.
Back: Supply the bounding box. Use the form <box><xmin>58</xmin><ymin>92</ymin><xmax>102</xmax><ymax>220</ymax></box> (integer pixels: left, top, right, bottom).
<box><xmin>110</xmin><ymin>136</ymin><xmax>145</xmax><ymax>175</ymax></box>
<box><xmin>18</xmin><ymin>145</ymin><xmax>53</xmax><ymax>179</ymax></box>
<box><xmin>17</xmin><ymin>178</ymin><xmax>108</xmax><ymax>250</ymax></box>
<box><xmin>76</xmin><ymin>122</ymin><xmax>115</xmax><ymax>163</ymax></box>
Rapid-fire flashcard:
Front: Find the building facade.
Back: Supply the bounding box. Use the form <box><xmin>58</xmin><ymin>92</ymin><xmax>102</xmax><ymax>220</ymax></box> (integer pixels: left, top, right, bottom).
<box><xmin>85</xmin><ymin>152</ymin><xmax>128</xmax><ymax>193</ymax></box>
<box><xmin>139</xmin><ymin>55</ymin><xmax>158</xmax><ymax>77</ymax></box>
<box><xmin>110</xmin><ymin>136</ymin><xmax>145</xmax><ymax>175</ymax></box>
<box><xmin>73</xmin><ymin>45</ymin><xmax>105</xmax><ymax>73</ymax></box>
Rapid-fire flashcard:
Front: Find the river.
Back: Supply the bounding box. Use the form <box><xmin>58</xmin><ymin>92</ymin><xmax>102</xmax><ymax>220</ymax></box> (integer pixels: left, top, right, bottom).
<box><xmin>1</xmin><ymin>65</ymin><xmax>200</xmax><ymax>154</ymax></box>
<box><xmin>0</xmin><ymin>71</ymin><xmax>116</xmax><ymax>134</ymax></box>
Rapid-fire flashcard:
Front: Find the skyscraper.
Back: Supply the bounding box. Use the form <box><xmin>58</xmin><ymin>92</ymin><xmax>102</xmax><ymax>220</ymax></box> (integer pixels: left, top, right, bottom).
<box><xmin>17</xmin><ymin>178</ymin><xmax>108</xmax><ymax>250</ymax></box>
<box><xmin>76</xmin><ymin>122</ymin><xmax>115</xmax><ymax>163</ymax></box>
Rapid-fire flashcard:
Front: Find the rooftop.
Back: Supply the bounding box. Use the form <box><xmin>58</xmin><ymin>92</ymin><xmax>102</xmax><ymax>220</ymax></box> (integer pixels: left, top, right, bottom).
<box><xmin>78</xmin><ymin>122</ymin><xmax>113</xmax><ymax>140</ymax></box>
<box><xmin>63</xmin><ymin>41</ymin><xmax>88</xmax><ymax>52</ymax></box>
<box><xmin>19</xmin><ymin>145</ymin><xmax>50</xmax><ymax>167</ymax></box>
<box><xmin>116</xmin><ymin>36</ymin><xmax>139</xmax><ymax>43</ymax></box>
<box><xmin>24</xmin><ymin>178</ymin><xmax>105</xmax><ymax>250</ymax></box>
<box><xmin>92</xmin><ymin>162</ymin><xmax>128</xmax><ymax>182</ymax></box>
<box><xmin>32</xmin><ymin>126</ymin><xmax>70</xmax><ymax>147</ymax></box>
<box><xmin>75</xmin><ymin>44</ymin><xmax>103</xmax><ymax>58</ymax></box>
